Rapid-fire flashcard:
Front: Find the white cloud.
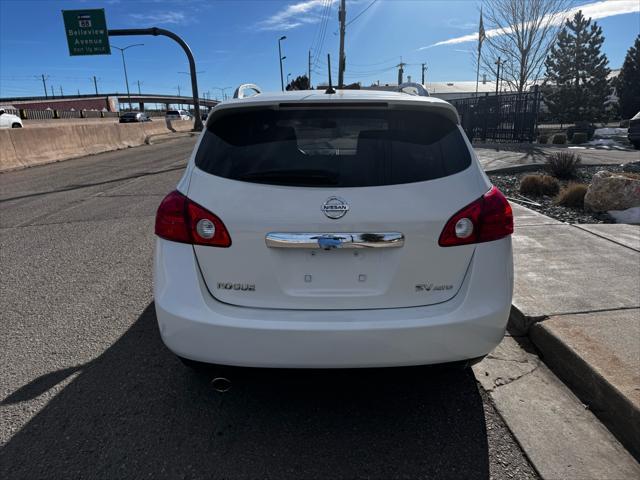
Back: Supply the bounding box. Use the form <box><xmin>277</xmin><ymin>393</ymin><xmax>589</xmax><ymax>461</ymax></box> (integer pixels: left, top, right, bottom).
<box><xmin>419</xmin><ymin>0</ymin><xmax>640</xmax><ymax>50</ymax></box>
<box><xmin>257</xmin><ymin>0</ymin><xmax>337</xmax><ymax>31</ymax></box>
<box><xmin>129</xmin><ymin>11</ymin><xmax>188</xmax><ymax>25</ymax></box>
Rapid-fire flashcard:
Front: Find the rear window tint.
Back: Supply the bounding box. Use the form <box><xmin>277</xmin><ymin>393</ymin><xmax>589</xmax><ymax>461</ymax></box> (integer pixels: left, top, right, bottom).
<box><xmin>195</xmin><ymin>107</ymin><xmax>471</xmax><ymax>187</ymax></box>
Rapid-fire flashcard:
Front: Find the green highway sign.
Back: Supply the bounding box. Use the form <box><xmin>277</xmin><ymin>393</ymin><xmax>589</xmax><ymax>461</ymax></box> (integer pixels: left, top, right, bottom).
<box><xmin>62</xmin><ymin>9</ymin><xmax>110</xmax><ymax>56</ymax></box>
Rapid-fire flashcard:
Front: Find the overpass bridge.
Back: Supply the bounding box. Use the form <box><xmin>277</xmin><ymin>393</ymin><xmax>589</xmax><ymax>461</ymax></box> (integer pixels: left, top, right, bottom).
<box><xmin>0</xmin><ymin>93</ymin><xmax>219</xmax><ymax>113</ymax></box>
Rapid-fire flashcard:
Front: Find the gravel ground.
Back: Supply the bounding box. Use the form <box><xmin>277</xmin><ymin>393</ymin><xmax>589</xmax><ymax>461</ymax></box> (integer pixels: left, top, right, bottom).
<box><xmin>488</xmin><ymin>165</ymin><xmax>629</xmax><ymax>224</ymax></box>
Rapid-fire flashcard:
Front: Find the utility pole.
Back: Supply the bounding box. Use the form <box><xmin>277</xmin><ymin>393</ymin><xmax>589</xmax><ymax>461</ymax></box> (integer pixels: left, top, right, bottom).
<box><xmin>421</xmin><ymin>63</ymin><xmax>427</xmax><ymax>85</ymax></box>
<box><xmin>137</xmin><ymin>80</ymin><xmax>142</xmax><ymax>95</ymax></box>
<box><xmin>278</xmin><ymin>36</ymin><xmax>287</xmax><ymax>92</ymax></box>
<box><xmin>77</xmin><ymin>88</ymin><xmax>80</xmax><ymax>96</ymax></box>
<box><xmin>39</xmin><ymin>74</ymin><xmax>49</xmax><ymax>98</ymax></box>
<box><xmin>397</xmin><ymin>58</ymin><xmax>406</xmax><ymax>85</ymax></box>
<box><xmin>308</xmin><ymin>49</ymin><xmax>312</xmax><ymax>88</ymax></box>
<box><xmin>111</xmin><ymin>43</ymin><xmax>144</xmax><ymax>111</ymax></box>
<box><xmin>51</xmin><ymin>85</ymin><xmax>55</xmax><ymax>98</ymax></box>
<box><xmin>495</xmin><ymin>57</ymin><xmax>502</xmax><ymax>95</ymax></box>
<box><xmin>92</xmin><ymin>76</ymin><xmax>99</xmax><ymax>95</ymax></box>
<box><xmin>338</xmin><ymin>0</ymin><xmax>346</xmax><ymax>88</ymax></box>
<box><xmin>59</xmin><ymin>86</ymin><xmax>64</xmax><ymax>97</ymax></box>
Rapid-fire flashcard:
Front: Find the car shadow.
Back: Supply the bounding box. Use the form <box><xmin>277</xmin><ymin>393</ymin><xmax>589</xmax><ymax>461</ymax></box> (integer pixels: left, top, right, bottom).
<box><xmin>1</xmin><ymin>303</ymin><xmax>490</xmax><ymax>479</ymax></box>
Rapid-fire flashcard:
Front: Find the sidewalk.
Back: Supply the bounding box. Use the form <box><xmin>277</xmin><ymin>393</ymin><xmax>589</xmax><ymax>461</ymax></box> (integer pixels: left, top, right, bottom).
<box><xmin>475</xmin><ymin>143</ymin><xmax>639</xmax><ymax>172</ymax></box>
<box><xmin>509</xmin><ymin>203</ymin><xmax>640</xmax><ymax>460</ymax></box>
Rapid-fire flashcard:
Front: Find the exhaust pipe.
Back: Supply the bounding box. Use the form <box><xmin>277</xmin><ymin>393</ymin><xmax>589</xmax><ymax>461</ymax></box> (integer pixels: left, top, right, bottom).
<box><xmin>211</xmin><ymin>377</ymin><xmax>232</xmax><ymax>393</ymax></box>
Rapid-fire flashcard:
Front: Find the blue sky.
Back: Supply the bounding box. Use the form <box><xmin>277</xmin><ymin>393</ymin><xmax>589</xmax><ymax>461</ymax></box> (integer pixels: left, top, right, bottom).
<box><xmin>1</xmin><ymin>0</ymin><xmax>638</xmax><ymax>99</ymax></box>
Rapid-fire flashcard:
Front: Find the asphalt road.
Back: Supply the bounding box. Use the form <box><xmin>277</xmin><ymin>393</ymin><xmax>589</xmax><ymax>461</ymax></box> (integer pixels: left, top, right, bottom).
<box><xmin>0</xmin><ymin>137</ymin><xmax>537</xmax><ymax>479</ymax></box>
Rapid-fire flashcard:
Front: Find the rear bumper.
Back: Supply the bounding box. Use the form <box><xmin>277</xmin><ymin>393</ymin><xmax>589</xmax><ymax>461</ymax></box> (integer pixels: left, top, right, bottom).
<box><xmin>154</xmin><ymin>238</ymin><xmax>513</xmax><ymax>368</ymax></box>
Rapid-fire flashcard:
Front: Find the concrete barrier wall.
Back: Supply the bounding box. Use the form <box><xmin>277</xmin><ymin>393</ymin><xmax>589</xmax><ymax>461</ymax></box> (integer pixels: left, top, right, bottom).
<box><xmin>0</xmin><ymin>119</ymin><xmax>194</xmax><ymax>172</ymax></box>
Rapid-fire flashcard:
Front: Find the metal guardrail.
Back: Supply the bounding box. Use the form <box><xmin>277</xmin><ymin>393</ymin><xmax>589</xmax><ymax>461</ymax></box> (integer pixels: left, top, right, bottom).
<box><xmin>1</xmin><ymin>108</ymin><xmax>177</xmax><ymax>121</ymax></box>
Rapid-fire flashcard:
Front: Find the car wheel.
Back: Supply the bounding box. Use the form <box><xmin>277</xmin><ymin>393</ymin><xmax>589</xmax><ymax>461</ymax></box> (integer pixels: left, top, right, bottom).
<box><xmin>11</xmin><ymin>123</ymin><xmax>22</xmax><ymax>128</ymax></box>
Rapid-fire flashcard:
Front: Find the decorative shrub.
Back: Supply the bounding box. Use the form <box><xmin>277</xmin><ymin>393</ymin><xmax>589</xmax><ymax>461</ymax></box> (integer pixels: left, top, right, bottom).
<box><xmin>538</xmin><ymin>135</ymin><xmax>549</xmax><ymax>144</ymax></box>
<box><xmin>556</xmin><ymin>183</ymin><xmax>588</xmax><ymax>208</ymax></box>
<box><xmin>551</xmin><ymin>133</ymin><xmax>567</xmax><ymax>144</ymax></box>
<box><xmin>519</xmin><ymin>174</ymin><xmax>561</xmax><ymax>197</ymax></box>
<box><xmin>546</xmin><ymin>151</ymin><xmax>581</xmax><ymax>179</ymax></box>
<box><xmin>572</xmin><ymin>132</ymin><xmax>588</xmax><ymax>144</ymax></box>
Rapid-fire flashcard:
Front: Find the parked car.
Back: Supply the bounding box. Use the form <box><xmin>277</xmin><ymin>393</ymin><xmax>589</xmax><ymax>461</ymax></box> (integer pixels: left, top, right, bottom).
<box><xmin>166</xmin><ymin>109</ymin><xmax>192</xmax><ymax>121</ymax></box>
<box><xmin>154</xmin><ymin>88</ymin><xmax>514</xmax><ymax>371</ymax></box>
<box><xmin>0</xmin><ymin>108</ymin><xmax>23</xmax><ymax>128</ymax></box>
<box><xmin>119</xmin><ymin>112</ymin><xmax>151</xmax><ymax>123</ymax></box>
<box><xmin>567</xmin><ymin>121</ymin><xmax>595</xmax><ymax>141</ymax></box>
<box><xmin>628</xmin><ymin>111</ymin><xmax>640</xmax><ymax>149</ymax></box>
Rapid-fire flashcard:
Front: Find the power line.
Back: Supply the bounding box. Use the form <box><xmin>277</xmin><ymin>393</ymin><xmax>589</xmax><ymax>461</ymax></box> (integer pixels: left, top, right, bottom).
<box><xmin>311</xmin><ymin>0</ymin><xmax>334</xmax><ymax>70</ymax></box>
<box><xmin>346</xmin><ymin>0</ymin><xmax>377</xmax><ymax>26</ymax></box>
<box><xmin>309</xmin><ymin>0</ymin><xmax>331</xmax><ymax>59</ymax></box>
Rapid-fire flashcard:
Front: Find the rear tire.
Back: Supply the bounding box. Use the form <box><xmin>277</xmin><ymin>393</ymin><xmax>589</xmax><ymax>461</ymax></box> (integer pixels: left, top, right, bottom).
<box><xmin>11</xmin><ymin>123</ymin><xmax>21</xmax><ymax>128</ymax></box>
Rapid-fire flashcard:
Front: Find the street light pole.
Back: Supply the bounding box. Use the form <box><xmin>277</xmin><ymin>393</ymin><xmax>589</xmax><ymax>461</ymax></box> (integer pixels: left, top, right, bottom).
<box><xmin>278</xmin><ymin>36</ymin><xmax>287</xmax><ymax>92</ymax></box>
<box><xmin>213</xmin><ymin>86</ymin><xmax>232</xmax><ymax>101</ymax></box>
<box><xmin>178</xmin><ymin>71</ymin><xmax>204</xmax><ymax>113</ymax></box>
<box><xmin>286</xmin><ymin>72</ymin><xmax>292</xmax><ymax>89</ymax></box>
<box><xmin>111</xmin><ymin>43</ymin><xmax>144</xmax><ymax>111</ymax></box>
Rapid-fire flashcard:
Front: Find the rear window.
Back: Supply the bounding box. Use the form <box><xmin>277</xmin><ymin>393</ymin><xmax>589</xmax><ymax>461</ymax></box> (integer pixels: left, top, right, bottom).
<box><xmin>166</xmin><ymin>110</ymin><xmax>180</xmax><ymax>115</ymax></box>
<box><xmin>195</xmin><ymin>107</ymin><xmax>471</xmax><ymax>187</ymax></box>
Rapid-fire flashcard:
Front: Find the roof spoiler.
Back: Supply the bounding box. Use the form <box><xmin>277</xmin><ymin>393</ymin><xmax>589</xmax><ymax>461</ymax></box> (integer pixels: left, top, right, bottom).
<box><xmin>233</xmin><ymin>84</ymin><xmax>262</xmax><ymax>99</ymax></box>
<box><xmin>397</xmin><ymin>82</ymin><xmax>429</xmax><ymax>97</ymax></box>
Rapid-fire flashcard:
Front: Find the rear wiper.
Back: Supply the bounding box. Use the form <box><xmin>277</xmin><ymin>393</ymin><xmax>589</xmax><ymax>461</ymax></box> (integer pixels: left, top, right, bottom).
<box><xmin>239</xmin><ymin>169</ymin><xmax>339</xmax><ymax>186</ymax></box>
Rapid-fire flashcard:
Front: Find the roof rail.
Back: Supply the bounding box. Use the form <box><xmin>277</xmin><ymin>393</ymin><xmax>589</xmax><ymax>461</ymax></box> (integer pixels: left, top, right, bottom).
<box><xmin>233</xmin><ymin>83</ymin><xmax>262</xmax><ymax>99</ymax></box>
<box><xmin>397</xmin><ymin>82</ymin><xmax>430</xmax><ymax>97</ymax></box>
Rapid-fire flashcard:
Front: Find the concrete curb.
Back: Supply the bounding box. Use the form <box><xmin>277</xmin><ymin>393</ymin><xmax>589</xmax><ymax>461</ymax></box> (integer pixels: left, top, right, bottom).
<box><xmin>529</xmin><ymin>320</ymin><xmax>640</xmax><ymax>461</ymax></box>
<box><xmin>484</xmin><ymin>162</ymin><xmax>621</xmax><ymax>175</ymax></box>
<box><xmin>145</xmin><ymin>131</ymin><xmax>196</xmax><ymax>145</ymax></box>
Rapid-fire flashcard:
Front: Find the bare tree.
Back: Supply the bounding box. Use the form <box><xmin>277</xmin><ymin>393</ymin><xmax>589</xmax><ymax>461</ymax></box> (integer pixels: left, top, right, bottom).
<box><xmin>479</xmin><ymin>0</ymin><xmax>570</xmax><ymax>93</ymax></box>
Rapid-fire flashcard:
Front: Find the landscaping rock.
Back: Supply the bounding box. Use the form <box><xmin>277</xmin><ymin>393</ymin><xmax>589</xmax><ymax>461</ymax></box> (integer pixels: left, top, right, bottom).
<box><xmin>584</xmin><ymin>171</ymin><xmax>640</xmax><ymax>212</ymax></box>
<box><xmin>622</xmin><ymin>161</ymin><xmax>640</xmax><ymax>174</ymax></box>
<box><xmin>608</xmin><ymin>206</ymin><xmax>640</xmax><ymax>224</ymax></box>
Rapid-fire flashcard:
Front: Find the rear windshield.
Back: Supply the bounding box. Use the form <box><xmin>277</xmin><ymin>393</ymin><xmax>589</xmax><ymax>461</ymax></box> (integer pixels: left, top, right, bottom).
<box><xmin>195</xmin><ymin>107</ymin><xmax>471</xmax><ymax>187</ymax></box>
<box><xmin>122</xmin><ymin>112</ymin><xmax>137</xmax><ymax>118</ymax></box>
<box><xmin>166</xmin><ymin>110</ymin><xmax>180</xmax><ymax>115</ymax></box>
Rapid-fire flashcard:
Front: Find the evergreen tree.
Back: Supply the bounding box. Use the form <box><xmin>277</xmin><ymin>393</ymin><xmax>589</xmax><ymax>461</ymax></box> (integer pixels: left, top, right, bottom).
<box><xmin>617</xmin><ymin>35</ymin><xmax>640</xmax><ymax>119</ymax></box>
<box><xmin>543</xmin><ymin>11</ymin><xmax>610</xmax><ymax>123</ymax></box>
<box><xmin>286</xmin><ymin>75</ymin><xmax>310</xmax><ymax>91</ymax></box>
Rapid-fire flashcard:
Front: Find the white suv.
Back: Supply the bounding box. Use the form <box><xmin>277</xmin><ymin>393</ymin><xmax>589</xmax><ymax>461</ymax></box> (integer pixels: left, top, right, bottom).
<box><xmin>154</xmin><ymin>89</ymin><xmax>514</xmax><ymax>369</ymax></box>
<box><xmin>166</xmin><ymin>109</ymin><xmax>192</xmax><ymax>121</ymax></box>
<box><xmin>0</xmin><ymin>108</ymin><xmax>23</xmax><ymax>128</ymax></box>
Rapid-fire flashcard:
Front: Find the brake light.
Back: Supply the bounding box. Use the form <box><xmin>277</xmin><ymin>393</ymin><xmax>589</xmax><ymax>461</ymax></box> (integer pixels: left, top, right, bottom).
<box><xmin>438</xmin><ymin>186</ymin><xmax>513</xmax><ymax>247</ymax></box>
<box><xmin>155</xmin><ymin>190</ymin><xmax>231</xmax><ymax>247</ymax></box>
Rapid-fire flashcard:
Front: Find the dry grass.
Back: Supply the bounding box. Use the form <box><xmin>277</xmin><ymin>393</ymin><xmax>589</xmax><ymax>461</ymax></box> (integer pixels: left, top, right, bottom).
<box><xmin>551</xmin><ymin>133</ymin><xmax>567</xmax><ymax>144</ymax></box>
<box><xmin>556</xmin><ymin>183</ymin><xmax>588</xmax><ymax>208</ymax></box>
<box><xmin>546</xmin><ymin>151</ymin><xmax>582</xmax><ymax>179</ymax></box>
<box><xmin>519</xmin><ymin>174</ymin><xmax>561</xmax><ymax>197</ymax></box>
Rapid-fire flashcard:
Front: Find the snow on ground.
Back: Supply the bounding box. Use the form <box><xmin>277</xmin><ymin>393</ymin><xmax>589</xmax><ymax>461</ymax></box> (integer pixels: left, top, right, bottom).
<box><xmin>594</xmin><ymin>127</ymin><xmax>628</xmax><ymax>136</ymax></box>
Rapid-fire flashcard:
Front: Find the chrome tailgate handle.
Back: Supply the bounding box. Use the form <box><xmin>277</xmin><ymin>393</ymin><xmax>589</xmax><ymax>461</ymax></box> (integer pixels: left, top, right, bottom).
<box><xmin>265</xmin><ymin>232</ymin><xmax>404</xmax><ymax>250</ymax></box>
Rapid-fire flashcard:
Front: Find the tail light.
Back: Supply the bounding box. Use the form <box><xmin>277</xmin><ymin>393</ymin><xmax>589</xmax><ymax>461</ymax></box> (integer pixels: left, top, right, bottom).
<box><xmin>438</xmin><ymin>186</ymin><xmax>513</xmax><ymax>247</ymax></box>
<box><xmin>155</xmin><ymin>190</ymin><xmax>231</xmax><ymax>247</ymax></box>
